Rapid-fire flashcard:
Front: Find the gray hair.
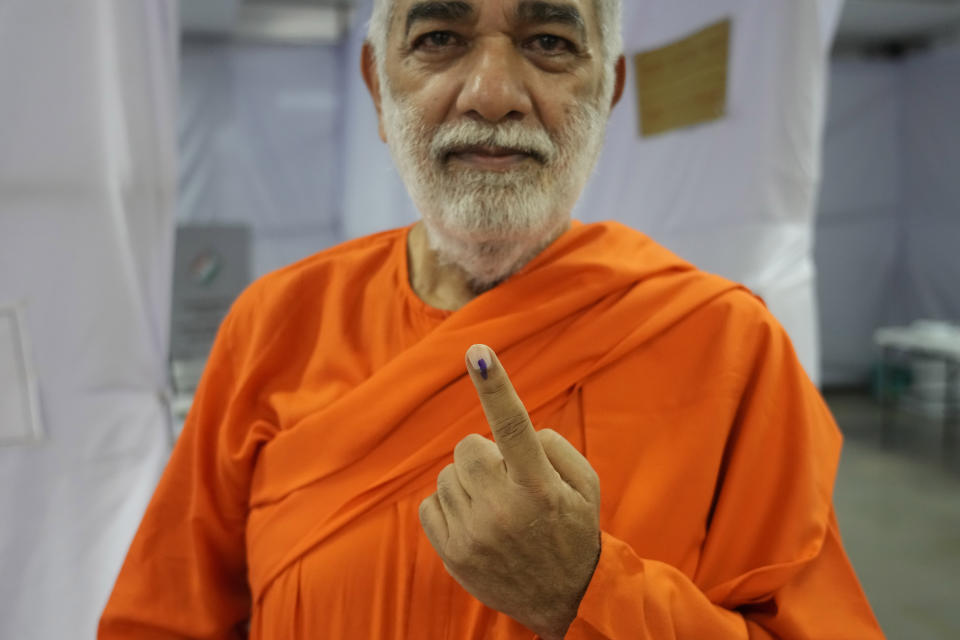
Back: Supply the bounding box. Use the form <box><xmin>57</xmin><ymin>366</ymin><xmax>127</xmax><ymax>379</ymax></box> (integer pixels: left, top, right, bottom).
<box><xmin>368</xmin><ymin>0</ymin><xmax>623</xmax><ymax>70</ymax></box>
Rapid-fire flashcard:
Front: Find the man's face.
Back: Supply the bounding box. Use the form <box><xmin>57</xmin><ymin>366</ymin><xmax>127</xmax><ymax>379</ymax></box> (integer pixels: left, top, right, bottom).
<box><xmin>369</xmin><ymin>0</ymin><xmax>617</xmax><ymax>287</ymax></box>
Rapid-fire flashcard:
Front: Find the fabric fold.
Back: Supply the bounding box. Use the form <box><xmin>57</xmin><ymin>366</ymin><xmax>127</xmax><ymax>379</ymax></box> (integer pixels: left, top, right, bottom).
<box><xmin>246</xmin><ymin>222</ymin><xmax>742</xmax><ymax>601</ymax></box>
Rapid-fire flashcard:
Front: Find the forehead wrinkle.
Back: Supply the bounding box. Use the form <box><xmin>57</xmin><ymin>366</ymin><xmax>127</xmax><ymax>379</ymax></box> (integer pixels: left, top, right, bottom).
<box><xmin>515</xmin><ymin>0</ymin><xmax>586</xmax><ymax>39</ymax></box>
<box><xmin>405</xmin><ymin>1</ymin><xmax>476</xmax><ymax>38</ymax></box>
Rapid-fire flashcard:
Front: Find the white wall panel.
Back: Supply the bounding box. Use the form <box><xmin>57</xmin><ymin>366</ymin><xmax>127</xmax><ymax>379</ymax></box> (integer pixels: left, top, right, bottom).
<box><xmin>0</xmin><ymin>2</ymin><xmax>178</xmax><ymax>637</ymax></box>
<box><xmin>818</xmin><ymin>62</ymin><xmax>903</xmax><ymax>219</ymax></box>
<box><xmin>179</xmin><ymin>40</ymin><xmax>346</xmax><ymax>278</ymax></box>
<box><xmin>341</xmin><ymin>0</ymin><xmax>419</xmax><ymax>240</ymax></box>
<box><xmin>580</xmin><ymin>0</ymin><xmax>842</xmax><ymax>383</ymax></box>
<box><xmin>816</xmin><ymin>60</ymin><xmax>903</xmax><ymax>385</ymax></box>
<box><xmin>900</xmin><ymin>47</ymin><xmax>960</xmax><ymax>324</ymax></box>
<box><xmin>815</xmin><ymin>46</ymin><xmax>960</xmax><ymax>385</ymax></box>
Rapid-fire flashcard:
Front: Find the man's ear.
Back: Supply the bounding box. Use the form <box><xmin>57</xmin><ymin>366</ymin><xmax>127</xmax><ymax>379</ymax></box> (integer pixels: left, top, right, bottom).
<box><xmin>361</xmin><ymin>42</ymin><xmax>388</xmax><ymax>143</ymax></box>
<box><xmin>610</xmin><ymin>55</ymin><xmax>627</xmax><ymax>110</ymax></box>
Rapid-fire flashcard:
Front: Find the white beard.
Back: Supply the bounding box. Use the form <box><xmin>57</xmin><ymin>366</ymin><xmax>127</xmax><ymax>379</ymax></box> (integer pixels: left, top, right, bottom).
<box><xmin>381</xmin><ymin>85</ymin><xmax>610</xmax><ymax>291</ymax></box>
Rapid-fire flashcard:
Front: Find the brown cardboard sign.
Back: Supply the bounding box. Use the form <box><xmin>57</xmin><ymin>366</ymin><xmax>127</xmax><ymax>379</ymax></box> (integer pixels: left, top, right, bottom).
<box><xmin>635</xmin><ymin>19</ymin><xmax>731</xmax><ymax>137</ymax></box>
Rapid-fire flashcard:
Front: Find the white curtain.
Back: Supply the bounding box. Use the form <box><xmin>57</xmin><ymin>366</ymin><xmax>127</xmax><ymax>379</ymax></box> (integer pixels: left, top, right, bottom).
<box><xmin>899</xmin><ymin>47</ymin><xmax>960</xmax><ymax>325</ymax></box>
<box><xmin>179</xmin><ymin>39</ymin><xmax>346</xmax><ymax>278</ymax></box>
<box><xmin>341</xmin><ymin>0</ymin><xmax>420</xmax><ymax>239</ymax></box>
<box><xmin>0</xmin><ymin>1</ymin><xmax>178</xmax><ymax>637</ymax></box>
<box><xmin>579</xmin><ymin>0</ymin><xmax>843</xmax><ymax>385</ymax></box>
<box><xmin>816</xmin><ymin>59</ymin><xmax>903</xmax><ymax>385</ymax></box>
<box><xmin>340</xmin><ymin>0</ymin><xmax>843</xmax><ymax>384</ymax></box>
<box><xmin>816</xmin><ymin>45</ymin><xmax>960</xmax><ymax>385</ymax></box>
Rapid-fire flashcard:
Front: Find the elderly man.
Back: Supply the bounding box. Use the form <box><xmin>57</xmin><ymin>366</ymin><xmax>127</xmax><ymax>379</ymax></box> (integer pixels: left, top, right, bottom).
<box><xmin>100</xmin><ymin>0</ymin><xmax>883</xmax><ymax>638</ymax></box>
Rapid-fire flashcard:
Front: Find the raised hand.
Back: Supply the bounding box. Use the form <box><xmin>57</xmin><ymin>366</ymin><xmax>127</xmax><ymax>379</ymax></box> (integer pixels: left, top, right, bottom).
<box><xmin>419</xmin><ymin>345</ymin><xmax>602</xmax><ymax>640</ymax></box>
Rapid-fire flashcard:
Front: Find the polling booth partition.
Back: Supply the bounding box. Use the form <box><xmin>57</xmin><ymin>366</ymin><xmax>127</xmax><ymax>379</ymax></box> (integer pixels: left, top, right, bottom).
<box><xmin>0</xmin><ymin>1</ymin><xmax>179</xmax><ymax>638</ymax></box>
<box><xmin>581</xmin><ymin>0</ymin><xmax>843</xmax><ymax>388</ymax></box>
<box><xmin>817</xmin><ymin>45</ymin><xmax>960</xmax><ymax>386</ymax></box>
<box><xmin>178</xmin><ymin>39</ymin><xmax>346</xmax><ymax>278</ymax></box>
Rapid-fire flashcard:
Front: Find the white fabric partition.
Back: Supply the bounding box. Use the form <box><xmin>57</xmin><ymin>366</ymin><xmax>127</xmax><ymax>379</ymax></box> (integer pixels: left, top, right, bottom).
<box><xmin>179</xmin><ymin>40</ymin><xmax>346</xmax><ymax>277</ymax></box>
<box><xmin>341</xmin><ymin>0</ymin><xmax>420</xmax><ymax>238</ymax></box>
<box><xmin>341</xmin><ymin>0</ymin><xmax>842</xmax><ymax>384</ymax></box>
<box><xmin>0</xmin><ymin>2</ymin><xmax>178</xmax><ymax>638</ymax></box>
<box><xmin>816</xmin><ymin>60</ymin><xmax>903</xmax><ymax>385</ymax></box>
<box><xmin>815</xmin><ymin>45</ymin><xmax>960</xmax><ymax>385</ymax></box>
<box><xmin>578</xmin><ymin>0</ymin><xmax>842</xmax><ymax>385</ymax></box>
<box><xmin>899</xmin><ymin>46</ymin><xmax>960</xmax><ymax>324</ymax></box>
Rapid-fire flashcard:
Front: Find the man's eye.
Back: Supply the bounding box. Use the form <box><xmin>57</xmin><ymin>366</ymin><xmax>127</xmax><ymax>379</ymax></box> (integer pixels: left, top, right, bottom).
<box><xmin>414</xmin><ymin>31</ymin><xmax>461</xmax><ymax>51</ymax></box>
<box><xmin>528</xmin><ymin>34</ymin><xmax>574</xmax><ymax>54</ymax></box>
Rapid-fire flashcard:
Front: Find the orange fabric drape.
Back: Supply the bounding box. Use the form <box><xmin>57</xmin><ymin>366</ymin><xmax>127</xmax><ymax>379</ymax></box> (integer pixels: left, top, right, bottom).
<box><xmin>100</xmin><ymin>222</ymin><xmax>883</xmax><ymax>639</ymax></box>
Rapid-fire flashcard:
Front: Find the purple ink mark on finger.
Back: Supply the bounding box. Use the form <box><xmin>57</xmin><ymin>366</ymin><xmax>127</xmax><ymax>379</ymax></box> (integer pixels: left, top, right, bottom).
<box><xmin>478</xmin><ymin>358</ymin><xmax>488</xmax><ymax>380</ymax></box>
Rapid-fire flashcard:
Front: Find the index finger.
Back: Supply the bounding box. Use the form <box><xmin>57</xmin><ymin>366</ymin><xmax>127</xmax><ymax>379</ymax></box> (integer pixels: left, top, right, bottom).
<box><xmin>465</xmin><ymin>344</ymin><xmax>553</xmax><ymax>486</ymax></box>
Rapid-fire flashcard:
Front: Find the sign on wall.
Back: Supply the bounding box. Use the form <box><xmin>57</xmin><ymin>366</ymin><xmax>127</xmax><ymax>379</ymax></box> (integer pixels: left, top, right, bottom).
<box><xmin>169</xmin><ymin>224</ymin><xmax>251</xmax><ymax>394</ymax></box>
<box><xmin>635</xmin><ymin>19</ymin><xmax>731</xmax><ymax>137</ymax></box>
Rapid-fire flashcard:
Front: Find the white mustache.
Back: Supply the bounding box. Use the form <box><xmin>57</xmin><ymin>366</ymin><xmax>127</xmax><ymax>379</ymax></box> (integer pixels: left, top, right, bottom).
<box><xmin>430</xmin><ymin>121</ymin><xmax>557</xmax><ymax>165</ymax></box>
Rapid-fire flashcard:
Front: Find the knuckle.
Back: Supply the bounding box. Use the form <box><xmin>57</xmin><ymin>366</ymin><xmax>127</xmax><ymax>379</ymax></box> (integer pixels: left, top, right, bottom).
<box><xmin>445</xmin><ymin>534</ymin><xmax>480</xmax><ymax>567</ymax></box>
<box><xmin>454</xmin><ymin>433</ymin><xmax>486</xmax><ymax>459</ymax></box>
<box><xmin>529</xmin><ymin>486</ymin><xmax>562</xmax><ymax>511</ymax></box>
<box><xmin>491</xmin><ymin>414</ymin><xmax>530</xmax><ymax>442</ymax></box>
<box><xmin>588</xmin><ymin>466</ymin><xmax>601</xmax><ymax>487</ymax></box>
<box><xmin>443</xmin><ymin>542</ymin><xmax>463</xmax><ymax>566</ymax></box>
<box><xmin>587</xmin><ymin>475</ymin><xmax>601</xmax><ymax>503</ymax></box>
<box><xmin>436</xmin><ymin>485</ymin><xmax>455</xmax><ymax>509</ymax></box>
<box><xmin>584</xmin><ymin>469</ymin><xmax>602</xmax><ymax>504</ymax></box>
<box><xmin>436</xmin><ymin>465</ymin><xmax>457</xmax><ymax>501</ymax></box>
<box><xmin>509</xmin><ymin>473</ymin><xmax>561</xmax><ymax>508</ymax></box>
<box><xmin>418</xmin><ymin>496</ymin><xmax>434</xmax><ymax>523</ymax></box>
<box><xmin>464</xmin><ymin>457</ymin><xmax>489</xmax><ymax>478</ymax></box>
<box><xmin>463</xmin><ymin>532</ymin><xmax>485</xmax><ymax>557</ymax></box>
<box><xmin>438</xmin><ymin>463</ymin><xmax>457</xmax><ymax>485</ymax></box>
<box><xmin>472</xmin><ymin>505</ymin><xmax>507</xmax><ymax>539</ymax></box>
<box><xmin>454</xmin><ymin>436</ymin><xmax>495</xmax><ymax>478</ymax></box>
<box><xmin>478</xmin><ymin>378</ymin><xmax>511</xmax><ymax>400</ymax></box>
<box><xmin>537</xmin><ymin>428</ymin><xmax>561</xmax><ymax>445</ymax></box>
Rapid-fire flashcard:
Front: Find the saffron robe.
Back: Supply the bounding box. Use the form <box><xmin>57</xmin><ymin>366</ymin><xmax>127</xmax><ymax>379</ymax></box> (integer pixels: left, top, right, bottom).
<box><xmin>99</xmin><ymin>221</ymin><xmax>884</xmax><ymax>639</ymax></box>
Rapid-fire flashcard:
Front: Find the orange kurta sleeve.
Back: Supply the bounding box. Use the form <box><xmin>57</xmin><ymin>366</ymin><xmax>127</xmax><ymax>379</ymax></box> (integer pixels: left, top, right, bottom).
<box><xmin>99</xmin><ymin>299</ymin><xmax>271</xmax><ymax>639</ymax></box>
<box><xmin>568</xmin><ymin>514</ymin><xmax>879</xmax><ymax>639</ymax></box>
<box><xmin>565</xmin><ymin>301</ymin><xmax>884</xmax><ymax>639</ymax></box>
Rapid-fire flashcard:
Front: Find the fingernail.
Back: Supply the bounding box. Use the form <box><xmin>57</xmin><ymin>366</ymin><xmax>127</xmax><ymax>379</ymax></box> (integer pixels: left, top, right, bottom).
<box><xmin>466</xmin><ymin>344</ymin><xmax>492</xmax><ymax>380</ymax></box>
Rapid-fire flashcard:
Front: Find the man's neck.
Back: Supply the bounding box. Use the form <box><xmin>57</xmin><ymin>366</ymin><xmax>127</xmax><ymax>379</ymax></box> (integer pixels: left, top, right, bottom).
<box><xmin>407</xmin><ymin>222</ymin><xmax>478</xmax><ymax>311</ymax></box>
<box><xmin>407</xmin><ymin>219</ymin><xmax>572</xmax><ymax>312</ymax></box>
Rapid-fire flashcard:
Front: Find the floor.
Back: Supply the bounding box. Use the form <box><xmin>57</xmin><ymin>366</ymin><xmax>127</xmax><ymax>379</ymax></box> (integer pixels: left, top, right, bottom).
<box><xmin>826</xmin><ymin>390</ymin><xmax>960</xmax><ymax>640</ymax></box>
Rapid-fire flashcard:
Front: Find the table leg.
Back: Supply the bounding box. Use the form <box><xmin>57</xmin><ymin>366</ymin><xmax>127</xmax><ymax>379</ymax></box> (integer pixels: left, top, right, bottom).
<box><xmin>943</xmin><ymin>357</ymin><xmax>958</xmax><ymax>459</ymax></box>
<box><xmin>880</xmin><ymin>346</ymin><xmax>895</xmax><ymax>448</ymax></box>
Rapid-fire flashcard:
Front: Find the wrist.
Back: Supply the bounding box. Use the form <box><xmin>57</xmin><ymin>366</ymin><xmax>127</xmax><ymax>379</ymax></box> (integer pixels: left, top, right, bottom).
<box><xmin>531</xmin><ymin>610</ymin><xmax>576</xmax><ymax>640</ymax></box>
<box><xmin>534</xmin><ymin>535</ymin><xmax>602</xmax><ymax>639</ymax></box>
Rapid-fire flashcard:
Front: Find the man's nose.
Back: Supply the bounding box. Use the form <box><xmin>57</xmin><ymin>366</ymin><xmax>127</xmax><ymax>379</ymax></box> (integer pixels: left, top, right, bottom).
<box><xmin>455</xmin><ymin>39</ymin><xmax>532</xmax><ymax>123</ymax></box>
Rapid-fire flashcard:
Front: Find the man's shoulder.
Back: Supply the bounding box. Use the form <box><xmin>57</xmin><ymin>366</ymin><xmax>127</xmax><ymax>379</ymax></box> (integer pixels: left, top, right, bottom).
<box><xmin>226</xmin><ymin>227</ymin><xmax>406</xmax><ymax>332</ymax></box>
<box><xmin>681</xmin><ymin>273</ymin><xmax>783</xmax><ymax>343</ymax></box>
<box><xmin>697</xmin><ymin>283</ymin><xmax>772</xmax><ymax>327</ymax></box>
<box><xmin>674</xmin><ymin>278</ymin><xmax>803</xmax><ymax>380</ymax></box>
<box><xmin>620</xmin><ymin>239</ymin><xmax>785</xmax><ymax>354</ymax></box>
<box><xmin>576</xmin><ymin>222</ymin><xmax>782</xmax><ymax>346</ymax></box>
